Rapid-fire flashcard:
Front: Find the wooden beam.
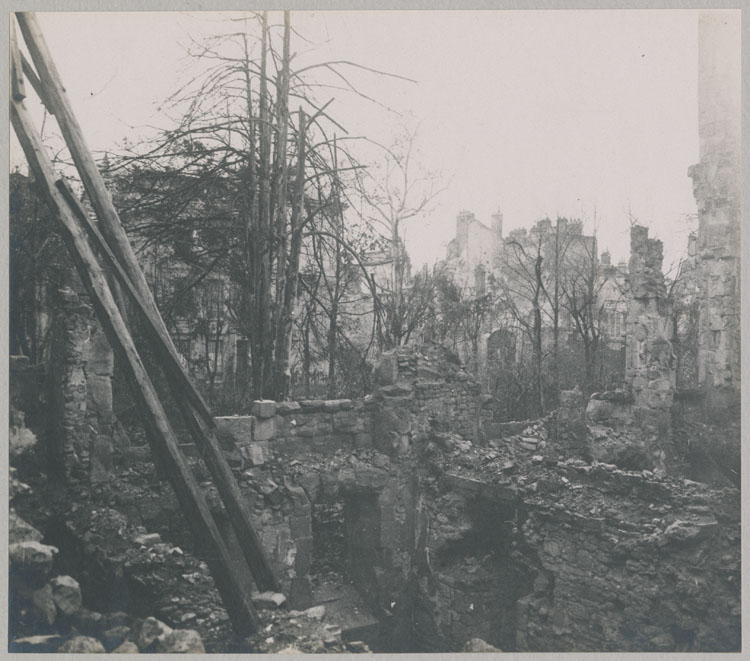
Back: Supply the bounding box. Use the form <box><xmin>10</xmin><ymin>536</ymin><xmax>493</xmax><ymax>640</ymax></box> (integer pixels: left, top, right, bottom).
<box><xmin>20</xmin><ymin>52</ymin><xmax>50</xmax><ymax>111</ymax></box>
<box><xmin>17</xmin><ymin>11</ymin><xmax>279</xmax><ymax>593</ymax></box>
<box><xmin>10</xmin><ymin>95</ymin><xmax>261</xmax><ymax>637</ymax></box>
<box><xmin>56</xmin><ymin>180</ymin><xmax>280</xmax><ymax>592</ymax></box>
<box><xmin>10</xmin><ymin>19</ymin><xmax>26</xmax><ymax>100</ymax></box>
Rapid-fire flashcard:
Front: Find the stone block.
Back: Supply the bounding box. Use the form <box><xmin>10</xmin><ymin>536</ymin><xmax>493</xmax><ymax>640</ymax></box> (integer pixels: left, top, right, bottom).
<box><xmin>252</xmin><ymin>591</ymin><xmax>287</xmax><ymax>609</ymax></box>
<box><xmin>299</xmin><ymin>399</ymin><xmax>326</xmax><ymax>411</ymax></box>
<box><xmin>276</xmin><ymin>401</ymin><xmax>302</xmax><ymax>414</ymax></box>
<box><xmin>50</xmin><ymin>575</ymin><xmax>82</xmax><ymax>615</ymax></box>
<box><xmin>134</xmin><ymin>532</ymin><xmax>162</xmax><ymax>546</ymax></box>
<box><xmin>133</xmin><ymin>616</ymin><xmax>173</xmax><ymax>651</ymax></box>
<box><xmin>155</xmin><ymin>629</ymin><xmax>205</xmax><ymax>654</ymax></box>
<box><xmin>253</xmin><ymin>417</ymin><xmax>276</xmax><ymax>441</ymax></box>
<box><xmin>9</xmin><ymin>542</ymin><xmax>58</xmax><ymax>584</ymax></box>
<box><xmin>30</xmin><ymin>584</ymin><xmax>57</xmax><ymax>626</ymax></box>
<box><xmin>101</xmin><ymin>626</ymin><xmax>131</xmax><ymax>651</ymax></box>
<box><xmin>252</xmin><ymin>399</ymin><xmax>277</xmax><ymax>418</ymax></box>
<box><xmin>57</xmin><ymin>636</ymin><xmax>106</xmax><ymax>654</ymax></box>
<box><xmin>10</xmin><ymin>635</ymin><xmax>65</xmax><ymax>653</ymax></box>
<box><xmin>112</xmin><ymin>641</ymin><xmax>139</xmax><ymax>653</ymax></box>
<box><xmin>240</xmin><ymin>441</ymin><xmax>270</xmax><ymax>466</ymax></box>
<box><xmin>323</xmin><ymin>399</ymin><xmax>353</xmax><ymax>411</ymax></box>
<box><xmin>215</xmin><ymin>416</ymin><xmax>254</xmax><ymax>443</ymax></box>
<box><xmin>9</xmin><ymin>510</ymin><xmax>43</xmax><ymax>543</ymax></box>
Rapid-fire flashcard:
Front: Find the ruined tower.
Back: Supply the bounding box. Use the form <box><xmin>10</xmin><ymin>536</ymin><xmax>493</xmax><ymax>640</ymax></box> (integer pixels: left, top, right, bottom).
<box><xmin>688</xmin><ymin>11</ymin><xmax>741</xmax><ymax>409</ymax></box>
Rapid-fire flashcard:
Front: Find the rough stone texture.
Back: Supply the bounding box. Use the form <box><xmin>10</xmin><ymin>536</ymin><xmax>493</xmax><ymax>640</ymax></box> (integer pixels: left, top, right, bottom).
<box><xmin>625</xmin><ymin>226</ymin><xmax>675</xmax><ymax>470</ymax></box>
<box><xmin>463</xmin><ymin>637</ymin><xmax>503</xmax><ymax>652</ymax></box>
<box><xmin>252</xmin><ymin>399</ymin><xmax>277</xmax><ymax>418</ymax></box>
<box><xmin>9</xmin><ymin>542</ymin><xmax>58</xmax><ymax>585</ymax></box>
<box><xmin>48</xmin><ymin>286</ymin><xmax>118</xmax><ymax>484</ymax></box>
<box><xmin>687</xmin><ymin>12</ymin><xmax>741</xmax><ymax>407</ymax></box>
<box><xmin>112</xmin><ymin>640</ymin><xmax>140</xmax><ymax>653</ymax></box>
<box><xmin>57</xmin><ymin>635</ymin><xmax>107</xmax><ymax>653</ymax></box>
<box><xmin>155</xmin><ymin>628</ymin><xmax>206</xmax><ymax>653</ymax></box>
<box><xmin>133</xmin><ymin>616</ymin><xmax>173</xmax><ymax>650</ymax></box>
<box><xmin>30</xmin><ymin>584</ymin><xmax>57</xmax><ymax>626</ymax></box>
<box><xmin>50</xmin><ymin>575</ymin><xmax>83</xmax><ymax>615</ymax></box>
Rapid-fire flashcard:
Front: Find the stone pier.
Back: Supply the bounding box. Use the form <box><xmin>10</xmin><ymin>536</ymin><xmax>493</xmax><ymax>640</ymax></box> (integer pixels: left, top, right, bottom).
<box><xmin>48</xmin><ymin>286</ymin><xmax>116</xmax><ymax>484</ymax></box>
<box><xmin>625</xmin><ymin>226</ymin><xmax>675</xmax><ymax>469</ymax></box>
<box><xmin>688</xmin><ymin>10</ymin><xmax>741</xmax><ymax>412</ymax></box>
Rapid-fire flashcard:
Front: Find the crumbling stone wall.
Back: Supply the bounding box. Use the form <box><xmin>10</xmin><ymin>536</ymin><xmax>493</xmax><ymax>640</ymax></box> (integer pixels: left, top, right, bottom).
<box><xmin>688</xmin><ymin>11</ymin><xmax>741</xmax><ymax>407</ymax></box>
<box><xmin>215</xmin><ymin>344</ymin><xmax>484</xmax><ymax>465</ymax></box>
<box><xmin>625</xmin><ymin>226</ymin><xmax>675</xmax><ymax>470</ymax></box>
<box><xmin>47</xmin><ymin>287</ymin><xmax>116</xmax><ymax>484</ymax></box>
<box><xmin>372</xmin><ymin>344</ymin><xmax>482</xmax><ymax>452</ymax></box>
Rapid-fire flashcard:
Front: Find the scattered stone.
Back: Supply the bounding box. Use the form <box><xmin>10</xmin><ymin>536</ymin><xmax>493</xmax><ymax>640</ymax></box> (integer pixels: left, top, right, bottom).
<box><xmin>252</xmin><ymin>591</ymin><xmax>287</xmax><ymax>609</ymax></box>
<box><xmin>9</xmin><ymin>510</ymin><xmax>43</xmax><ymax>543</ymax></box>
<box><xmin>241</xmin><ymin>441</ymin><xmax>270</xmax><ymax>466</ymax></box>
<box><xmin>133</xmin><ymin>616</ymin><xmax>173</xmax><ymax>650</ymax></box>
<box><xmin>111</xmin><ymin>640</ymin><xmax>139</xmax><ymax>653</ymax></box>
<box><xmin>10</xmin><ymin>634</ymin><xmax>65</xmax><ymax>652</ymax></box>
<box><xmin>134</xmin><ymin>532</ymin><xmax>162</xmax><ymax>546</ymax></box>
<box><xmin>531</xmin><ymin>455</ymin><xmax>544</xmax><ymax>464</ymax></box>
<box><xmin>30</xmin><ymin>584</ymin><xmax>56</xmax><ymax>626</ymax></box>
<box><xmin>463</xmin><ymin>637</ymin><xmax>502</xmax><ymax>652</ymax></box>
<box><xmin>304</xmin><ymin>605</ymin><xmax>326</xmax><ymax>621</ymax></box>
<box><xmin>101</xmin><ymin>625</ymin><xmax>131</xmax><ymax>651</ymax></box>
<box><xmin>155</xmin><ymin>629</ymin><xmax>206</xmax><ymax>653</ymax></box>
<box><xmin>71</xmin><ymin>608</ymin><xmax>104</xmax><ymax>635</ymax></box>
<box><xmin>100</xmin><ymin>611</ymin><xmax>130</xmax><ymax>630</ymax></box>
<box><xmin>9</xmin><ymin>541</ymin><xmax>58</xmax><ymax>580</ymax></box>
<box><xmin>661</xmin><ymin>517</ymin><xmax>718</xmax><ymax>545</ymax></box>
<box><xmin>57</xmin><ymin>635</ymin><xmax>106</xmax><ymax>653</ymax></box>
<box><xmin>276</xmin><ymin>401</ymin><xmax>302</xmax><ymax>414</ymax></box>
<box><xmin>50</xmin><ymin>575</ymin><xmax>83</xmax><ymax>615</ymax></box>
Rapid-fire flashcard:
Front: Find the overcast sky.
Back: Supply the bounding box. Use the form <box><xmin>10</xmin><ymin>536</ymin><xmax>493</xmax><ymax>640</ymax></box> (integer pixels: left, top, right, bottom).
<box><xmin>11</xmin><ymin>9</ymin><xmax>703</xmax><ymax>269</ymax></box>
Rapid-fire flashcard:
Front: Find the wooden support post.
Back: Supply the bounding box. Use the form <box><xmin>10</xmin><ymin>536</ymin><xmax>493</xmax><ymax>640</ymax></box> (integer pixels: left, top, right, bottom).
<box><xmin>57</xmin><ymin>180</ymin><xmax>280</xmax><ymax>592</ymax></box>
<box><xmin>10</xmin><ymin>20</ymin><xmax>26</xmax><ymax>100</ymax></box>
<box><xmin>16</xmin><ymin>11</ymin><xmax>279</xmax><ymax>593</ymax></box>
<box><xmin>10</xmin><ymin>95</ymin><xmax>261</xmax><ymax>637</ymax></box>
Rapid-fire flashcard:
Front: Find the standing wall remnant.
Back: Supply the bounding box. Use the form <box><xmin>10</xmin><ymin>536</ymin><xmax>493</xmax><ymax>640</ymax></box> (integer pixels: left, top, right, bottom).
<box><xmin>48</xmin><ymin>286</ymin><xmax>116</xmax><ymax>484</ymax></box>
<box><xmin>688</xmin><ymin>11</ymin><xmax>741</xmax><ymax>408</ymax></box>
<box><xmin>625</xmin><ymin>226</ymin><xmax>675</xmax><ymax>469</ymax></box>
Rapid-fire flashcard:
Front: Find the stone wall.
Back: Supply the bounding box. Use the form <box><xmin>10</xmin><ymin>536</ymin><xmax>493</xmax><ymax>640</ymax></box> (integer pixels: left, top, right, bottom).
<box><xmin>625</xmin><ymin>226</ymin><xmax>675</xmax><ymax>470</ymax></box>
<box><xmin>215</xmin><ymin>343</ymin><xmax>485</xmax><ymax>465</ymax></box>
<box><xmin>407</xmin><ymin>443</ymin><xmax>740</xmax><ymax>653</ymax></box>
<box><xmin>47</xmin><ymin>287</ymin><xmax>116</xmax><ymax>484</ymax></box>
<box><xmin>688</xmin><ymin>10</ymin><xmax>741</xmax><ymax>405</ymax></box>
<box><xmin>216</xmin><ymin>398</ymin><xmax>376</xmax><ymax>469</ymax></box>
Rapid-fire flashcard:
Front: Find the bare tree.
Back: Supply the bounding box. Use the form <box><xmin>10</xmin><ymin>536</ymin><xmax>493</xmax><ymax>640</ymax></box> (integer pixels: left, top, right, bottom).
<box><xmin>111</xmin><ymin>11</ymin><xmax>389</xmax><ymax>400</ymax></box>
<box><xmin>352</xmin><ymin>127</ymin><xmax>445</xmax><ymax>348</ymax></box>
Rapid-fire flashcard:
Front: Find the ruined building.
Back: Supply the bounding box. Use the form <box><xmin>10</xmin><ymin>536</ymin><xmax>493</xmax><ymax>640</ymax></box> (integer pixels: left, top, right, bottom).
<box><xmin>687</xmin><ymin>10</ymin><xmax>741</xmax><ymax>412</ymax></box>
